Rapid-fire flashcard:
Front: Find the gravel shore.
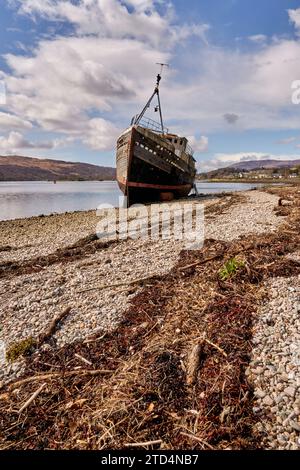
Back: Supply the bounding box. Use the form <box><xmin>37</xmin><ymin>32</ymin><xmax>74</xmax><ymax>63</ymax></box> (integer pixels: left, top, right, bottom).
<box><xmin>2</xmin><ymin>186</ymin><xmax>300</xmax><ymax>451</ymax></box>
<box><xmin>0</xmin><ymin>209</ymin><xmax>102</xmax><ymax>264</ymax></box>
<box><xmin>249</xmin><ymin>273</ymin><xmax>300</xmax><ymax>450</ymax></box>
<box><xmin>0</xmin><ymin>189</ymin><xmax>280</xmax><ymax>388</ymax></box>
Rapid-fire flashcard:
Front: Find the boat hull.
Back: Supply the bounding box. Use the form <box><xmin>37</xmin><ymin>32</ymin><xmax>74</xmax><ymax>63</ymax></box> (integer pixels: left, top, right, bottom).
<box><xmin>116</xmin><ymin>126</ymin><xmax>195</xmax><ymax>205</ymax></box>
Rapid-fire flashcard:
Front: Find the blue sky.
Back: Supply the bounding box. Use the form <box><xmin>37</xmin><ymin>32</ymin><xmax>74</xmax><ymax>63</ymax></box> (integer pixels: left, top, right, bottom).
<box><xmin>174</xmin><ymin>0</ymin><xmax>300</xmax><ymax>43</ymax></box>
<box><xmin>1</xmin><ymin>0</ymin><xmax>300</xmax><ymax>171</ymax></box>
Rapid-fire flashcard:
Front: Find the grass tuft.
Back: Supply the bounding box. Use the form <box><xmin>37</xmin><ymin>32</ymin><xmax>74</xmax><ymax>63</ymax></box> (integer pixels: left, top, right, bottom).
<box><xmin>219</xmin><ymin>257</ymin><xmax>245</xmax><ymax>281</ymax></box>
<box><xmin>6</xmin><ymin>337</ymin><xmax>36</xmax><ymax>363</ymax></box>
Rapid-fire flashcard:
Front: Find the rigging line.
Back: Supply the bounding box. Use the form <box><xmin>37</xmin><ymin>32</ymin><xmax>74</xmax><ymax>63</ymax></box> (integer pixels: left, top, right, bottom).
<box><xmin>134</xmin><ymin>89</ymin><xmax>156</xmax><ymax>125</ymax></box>
<box><xmin>156</xmin><ymin>88</ymin><xmax>164</xmax><ymax>134</ymax></box>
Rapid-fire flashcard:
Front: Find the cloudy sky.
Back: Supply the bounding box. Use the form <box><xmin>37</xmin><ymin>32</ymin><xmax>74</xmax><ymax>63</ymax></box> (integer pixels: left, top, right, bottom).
<box><xmin>1</xmin><ymin>0</ymin><xmax>300</xmax><ymax>171</ymax></box>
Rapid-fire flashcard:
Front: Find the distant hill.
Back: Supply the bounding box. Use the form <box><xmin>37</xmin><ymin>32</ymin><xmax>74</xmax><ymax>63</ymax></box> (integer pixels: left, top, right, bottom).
<box><xmin>227</xmin><ymin>159</ymin><xmax>300</xmax><ymax>171</ymax></box>
<box><xmin>0</xmin><ymin>155</ymin><xmax>116</xmax><ymax>181</ymax></box>
<box><xmin>199</xmin><ymin>158</ymin><xmax>300</xmax><ymax>179</ymax></box>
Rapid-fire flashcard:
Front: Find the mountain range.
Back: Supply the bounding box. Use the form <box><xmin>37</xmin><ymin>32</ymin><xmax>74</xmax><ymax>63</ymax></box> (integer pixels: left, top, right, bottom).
<box><xmin>0</xmin><ymin>155</ymin><xmax>116</xmax><ymax>181</ymax></box>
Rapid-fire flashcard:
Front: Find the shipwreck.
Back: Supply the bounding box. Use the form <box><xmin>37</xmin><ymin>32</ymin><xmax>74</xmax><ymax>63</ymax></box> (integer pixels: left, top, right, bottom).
<box><xmin>116</xmin><ymin>66</ymin><xmax>197</xmax><ymax>206</ymax></box>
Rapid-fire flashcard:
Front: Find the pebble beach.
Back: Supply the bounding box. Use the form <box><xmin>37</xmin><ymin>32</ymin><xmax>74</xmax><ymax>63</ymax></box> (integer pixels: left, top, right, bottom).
<box><xmin>1</xmin><ymin>187</ymin><xmax>300</xmax><ymax>450</ymax></box>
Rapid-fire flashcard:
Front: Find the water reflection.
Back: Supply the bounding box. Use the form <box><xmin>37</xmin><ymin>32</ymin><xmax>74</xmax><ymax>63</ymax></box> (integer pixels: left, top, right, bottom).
<box><xmin>0</xmin><ymin>180</ymin><xmax>264</xmax><ymax>221</ymax></box>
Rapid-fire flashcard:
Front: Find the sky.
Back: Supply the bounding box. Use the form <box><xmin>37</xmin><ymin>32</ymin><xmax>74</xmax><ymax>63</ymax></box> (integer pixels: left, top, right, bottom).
<box><xmin>1</xmin><ymin>0</ymin><xmax>300</xmax><ymax>171</ymax></box>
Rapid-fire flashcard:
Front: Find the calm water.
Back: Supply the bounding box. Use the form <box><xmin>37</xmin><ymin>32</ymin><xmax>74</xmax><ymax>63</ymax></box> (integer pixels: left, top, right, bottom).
<box><xmin>0</xmin><ymin>180</ymin><xmax>264</xmax><ymax>221</ymax></box>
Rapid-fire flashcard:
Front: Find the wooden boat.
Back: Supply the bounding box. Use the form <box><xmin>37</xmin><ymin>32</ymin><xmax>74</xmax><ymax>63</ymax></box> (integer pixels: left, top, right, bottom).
<box><xmin>116</xmin><ymin>67</ymin><xmax>196</xmax><ymax>206</ymax></box>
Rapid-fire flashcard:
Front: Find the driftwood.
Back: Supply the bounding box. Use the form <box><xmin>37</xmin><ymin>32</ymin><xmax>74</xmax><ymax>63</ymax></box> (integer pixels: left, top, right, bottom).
<box><xmin>186</xmin><ymin>337</ymin><xmax>227</xmax><ymax>386</ymax></box>
<box><xmin>8</xmin><ymin>369</ymin><xmax>113</xmax><ymax>391</ymax></box>
<box><xmin>186</xmin><ymin>343</ymin><xmax>202</xmax><ymax>386</ymax></box>
<box><xmin>75</xmin><ymin>353</ymin><xmax>93</xmax><ymax>366</ymax></box>
<box><xmin>18</xmin><ymin>383</ymin><xmax>46</xmax><ymax>413</ymax></box>
<box><xmin>124</xmin><ymin>439</ymin><xmax>163</xmax><ymax>447</ymax></box>
<box><xmin>204</xmin><ymin>338</ymin><xmax>228</xmax><ymax>358</ymax></box>
<box><xmin>179</xmin><ymin>251</ymin><xmax>226</xmax><ymax>272</ymax></box>
<box><xmin>38</xmin><ymin>306</ymin><xmax>72</xmax><ymax>346</ymax></box>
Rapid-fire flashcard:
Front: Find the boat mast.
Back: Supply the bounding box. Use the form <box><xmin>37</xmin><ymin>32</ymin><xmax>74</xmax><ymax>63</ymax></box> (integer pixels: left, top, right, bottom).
<box><xmin>134</xmin><ymin>63</ymin><xmax>169</xmax><ymax>134</ymax></box>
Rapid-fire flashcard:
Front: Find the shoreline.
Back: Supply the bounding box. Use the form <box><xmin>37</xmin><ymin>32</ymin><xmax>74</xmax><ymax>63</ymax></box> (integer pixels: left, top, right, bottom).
<box><xmin>198</xmin><ymin>178</ymin><xmax>298</xmax><ymax>184</ymax></box>
<box><xmin>0</xmin><ymin>181</ymin><xmax>270</xmax><ymax>223</ymax></box>
<box><xmin>1</xmin><ymin>186</ymin><xmax>299</xmax><ymax>449</ymax></box>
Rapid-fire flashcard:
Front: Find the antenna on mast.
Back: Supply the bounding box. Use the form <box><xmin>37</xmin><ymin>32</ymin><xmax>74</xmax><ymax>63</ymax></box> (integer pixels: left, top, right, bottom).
<box><xmin>154</xmin><ymin>63</ymin><xmax>169</xmax><ymax>133</ymax></box>
<box><xmin>134</xmin><ymin>63</ymin><xmax>169</xmax><ymax>133</ymax></box>
<box><xmin>156</xmin><ymin>63</ymin><xmax>169</xmax><ymax>75</ymax></box>
<box><xmin>155</xmin><ymin>63</ymin><xmax>169</xmax><ymax>88</ymax></box>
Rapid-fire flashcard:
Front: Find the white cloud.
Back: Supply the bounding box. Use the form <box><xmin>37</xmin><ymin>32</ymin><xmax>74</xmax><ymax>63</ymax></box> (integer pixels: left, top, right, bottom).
<box><xmin>288</xmin><ymin>8</ymin><xmax>300</xmax><ymax>33</ymax></box>
<box><xmin>3</xmin><ymin>35</ymin><xmax>170</xmax><ymax>148</ymax></box>
<box><xmin>157</xmin><ymin>35</ymin><xmax>300</xmax><ymax>135</ymax></box>
<box><xmin>215</xmin><ymin>152</ymin><xmax>270</xmax><ymax>163</ymax></box>
<box><xmin>11</xmin><ymin>0</ymin><xmax>209</xmax><ymax>48</ymax></box>
<box><xmin>188</xmin><ymin>135</ymin><xmax>208</xmax><ymax>153</ymax></box>
<box><xmin>83</xmin><ymin>118</ymin><xmax>120</xmax><ymax>150</ymax></box>
<box><xmin>3</xmin><ymin>0</ymin><xmax>209</xmax><ymax>152</ymax></box>
<box><xmin>3</xmin><ymin>1</ymin><xmax>300</xmax><ymax>160</ymax></box>
<box><xmin>0</xmin><ymin>131</ymin><xmax>54</xmax><ymax>153</ymax></box>
<box><xmin>248</xmin><ymin>34</ymin><xmax>267</xmax><ymax>44</ymax></box>
<box><xmin>0</xmin><ymin>112</ymin><xmax>33</xmax><ymax>130</ymax></box>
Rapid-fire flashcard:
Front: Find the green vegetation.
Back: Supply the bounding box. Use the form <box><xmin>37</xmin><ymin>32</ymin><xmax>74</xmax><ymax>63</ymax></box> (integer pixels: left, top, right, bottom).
<box><xmin>219</xmin><ymin>257</ymin><xmax>245</xmax><ymax>281</ymax></box>
<box><xmin>6</xmin><ymin>337</ymin><xmax>36</xmax><ymax>362</ymax></box>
